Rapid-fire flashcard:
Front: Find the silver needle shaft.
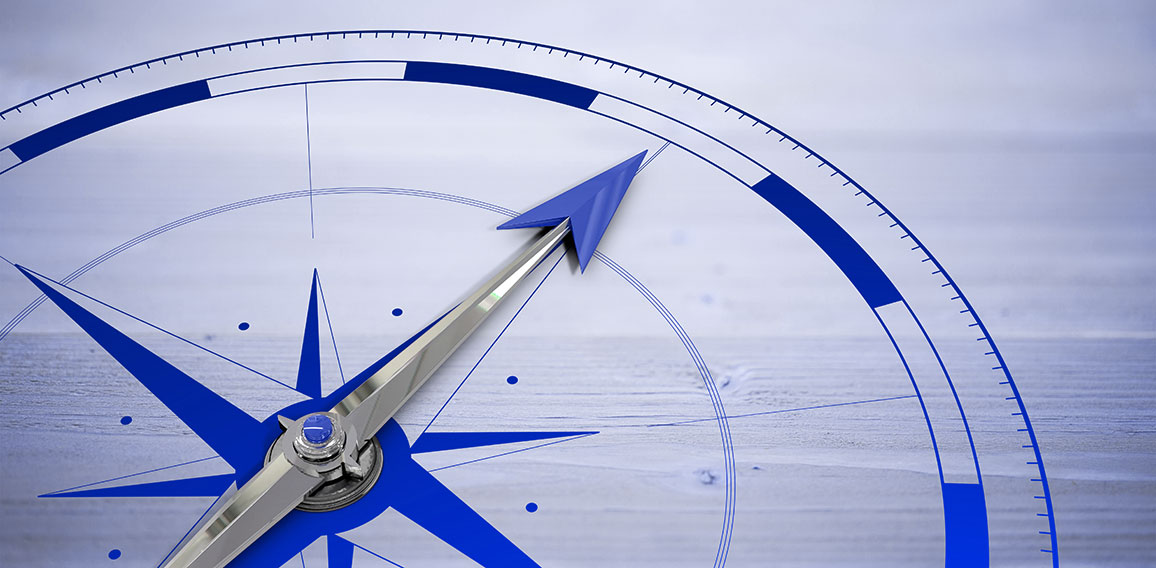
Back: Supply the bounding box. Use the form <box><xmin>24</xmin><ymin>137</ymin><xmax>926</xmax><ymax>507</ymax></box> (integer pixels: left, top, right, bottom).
<box><xmin>162</xmin><ymin>221</ymin><xmax>571</xmax><ymax>568</ymax></box>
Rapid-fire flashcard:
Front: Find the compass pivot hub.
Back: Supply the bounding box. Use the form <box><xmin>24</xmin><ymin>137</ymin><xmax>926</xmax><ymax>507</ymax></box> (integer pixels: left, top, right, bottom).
<box><xmin>267</xmin><ymin>411</ymin><xmax>384</xmax><ymax>512</ymax></box>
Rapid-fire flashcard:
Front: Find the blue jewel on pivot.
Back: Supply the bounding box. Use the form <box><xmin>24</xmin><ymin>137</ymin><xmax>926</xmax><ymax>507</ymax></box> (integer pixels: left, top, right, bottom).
<box><xmin>302</xmin><ymin>414</ymin><xmax>335</xmax><ymax>444</ymax></box>
<box><xmin>391</xmin><ymin>308</ymin><xmax>403</xmax><ymax>317</ymax></box>
<box><xmin>108</xmin><ymin>549</ymin><xmax>121</xmax><ymax>560</ymax></box>
<box><xmin>525</xmin><ymin>502</ymin><xmax>538</xmax><ymax>513</ymax></box>
<box><xmin>119</xmin><ymin>416</ymin><xmax>132</xmax><ymax>425</ymax></box>
<box><xmin>238</xmin><ymin>322</ymin><xmax>250</xmax><ymax>331</ymax></box>
<box><xmin>506</xmin><ymin>375</ymin><xmax>518</xmax><ymax>385</ymax></box>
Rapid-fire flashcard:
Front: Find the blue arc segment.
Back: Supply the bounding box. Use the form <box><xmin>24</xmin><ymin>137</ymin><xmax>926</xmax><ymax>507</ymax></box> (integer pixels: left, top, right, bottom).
<box><xmin>404</xmin><ymin>62</ymin><xmax>598</xmax><ymax>109</ymax></box>
<box><xmin>8</xmin><ymin>81</ymin><xmax>211</xmax><ymax>161</ymax></box>
<box><xmin>410</xmin><ymin>431</ymin><xmax>597</xmax><ymax>454</ymax></box>
<box><xmin>751</xmin><ymin>173</ymin><xmax>902</xmax><ymax>308</ymax></box>
<box><xmin>943</xmin><ymin>482</ymin><xmax>990</xmax><ymax>567</ymax></box>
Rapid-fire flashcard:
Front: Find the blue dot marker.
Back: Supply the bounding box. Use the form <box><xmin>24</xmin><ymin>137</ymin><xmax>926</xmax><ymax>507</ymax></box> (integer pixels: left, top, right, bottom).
<box><xmin>507</xmin><ymin>375</ymin><xmax>518</xmax><ymax>385</ymax></box>
<box><xmin>238</xmin><ymin>322</ymin><xmax>250</xmax><ymax>331</ymax></box>
<box><xmin>525</xmin><ymin>502</ymin><xmax>538</xmax><ymax>513</ymax></box>
<box><xmin>391</xmin><ymin>308</ymin><xmax>403</xmax><ymax>317</ymax></box>
<box><xmin>108</xmin><ymin>549</ymin><xmax>122</xmax><ymax>560</ymax></box>
<box><xmin>302</xmin><ymin>414</ymin><xmax>334</xmax><ymax>445</ymax></box>
<box><xmin>119</xmin><ymin>416</ymin><xmax>132</xmax><ymax>425</ymax></box>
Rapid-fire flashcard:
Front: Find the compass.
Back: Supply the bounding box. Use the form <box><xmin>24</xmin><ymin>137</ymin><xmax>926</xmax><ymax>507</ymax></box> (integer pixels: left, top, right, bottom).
<box><xmin>0</xmin><ymin>31</ymin><xmax>1058</xmax><ymax>567</ymax></box>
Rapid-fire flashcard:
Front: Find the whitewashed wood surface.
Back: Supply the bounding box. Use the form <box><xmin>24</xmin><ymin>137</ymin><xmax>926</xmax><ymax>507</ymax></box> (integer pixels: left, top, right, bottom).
<box><xmin>2</xmin><ymin>332</ymin><xmax>1152</xmax><ymax>567</ymax></box>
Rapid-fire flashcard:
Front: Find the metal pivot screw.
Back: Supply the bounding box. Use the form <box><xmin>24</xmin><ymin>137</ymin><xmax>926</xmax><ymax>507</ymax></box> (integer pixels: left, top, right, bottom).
<box><xmin>293</xmin><ymin>413</ymin><xmax>345</xmax><ymax>461</ymax></box>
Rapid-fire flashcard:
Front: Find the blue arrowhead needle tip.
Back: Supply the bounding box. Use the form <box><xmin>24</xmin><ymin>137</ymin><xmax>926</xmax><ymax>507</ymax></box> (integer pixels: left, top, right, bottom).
<box><xmin>498</xmin><ymin>150</ymin><xmax>647</xmax><ymax>272</ymax></box>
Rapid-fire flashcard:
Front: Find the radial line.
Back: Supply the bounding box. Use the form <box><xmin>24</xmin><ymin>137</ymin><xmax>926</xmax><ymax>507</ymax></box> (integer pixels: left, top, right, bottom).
<box><xmin>416</xmin><ymin>253</ymin><xmax>564</xmax><ymax>438</ymax></box>
<box><xmin>647</xmin><ymin>394</ymin><xmax>918</xmax><ymax>427</ymax></box>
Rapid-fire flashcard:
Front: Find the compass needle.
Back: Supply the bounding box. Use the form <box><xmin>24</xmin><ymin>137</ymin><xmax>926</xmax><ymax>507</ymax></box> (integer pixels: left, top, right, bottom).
<box><xmin>161</xmin><ymin>454</ymin><xmax>321</xmax><ymax>568</ymax></box>
<box><xmin>159</xmin><ymin>154</ymin><xmax>644</xmax><ymax>567</ymax></box>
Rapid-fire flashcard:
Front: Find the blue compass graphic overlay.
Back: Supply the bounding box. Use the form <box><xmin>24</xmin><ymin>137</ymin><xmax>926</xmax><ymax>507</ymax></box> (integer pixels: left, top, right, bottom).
<box><xmin>0</xmin><ymin>30</ymin><xmax>1061</xmax><ymax>567</ymax></box>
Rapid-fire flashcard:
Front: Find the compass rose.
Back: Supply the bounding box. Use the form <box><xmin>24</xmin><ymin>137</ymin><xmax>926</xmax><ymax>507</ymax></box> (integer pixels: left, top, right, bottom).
<box><xmin>20</xmin><ymin>153</ymin><xmax>644</xmax><ymax>567</ymax></box>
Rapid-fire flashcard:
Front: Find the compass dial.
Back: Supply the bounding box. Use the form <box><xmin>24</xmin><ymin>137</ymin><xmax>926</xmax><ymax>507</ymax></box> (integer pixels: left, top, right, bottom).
<box><xmin>0</xmin><ymin>31</ymin><xmax>1057</xmax><ymax>567</ymax></box>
